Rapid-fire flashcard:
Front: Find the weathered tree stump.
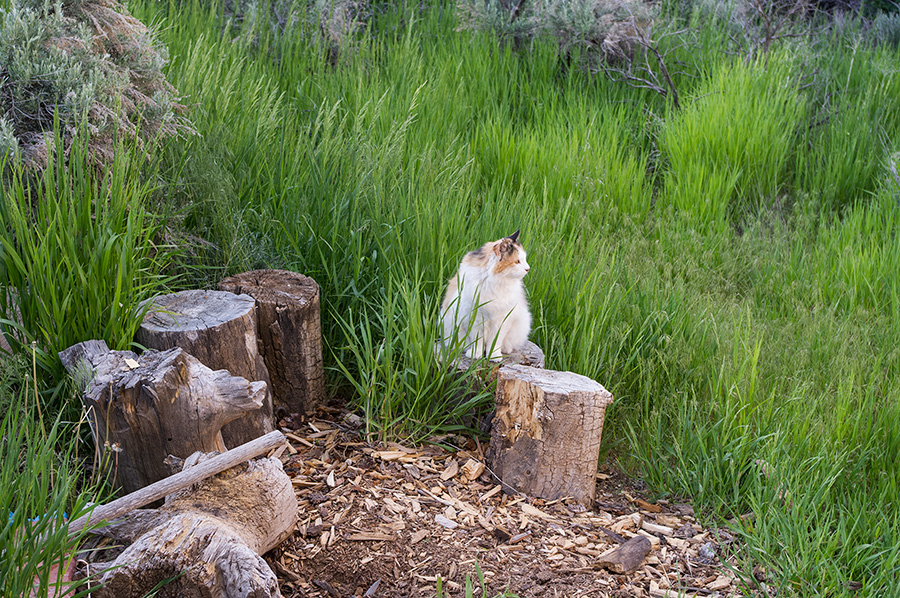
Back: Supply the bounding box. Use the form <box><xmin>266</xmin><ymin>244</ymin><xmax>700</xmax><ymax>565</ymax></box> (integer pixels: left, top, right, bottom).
<box><xmin>85</xmin><ymin>452</ymin><xmax>296</xmax><ymax>598</ymax></box>
<box><xmin>218</xmin><ymin>270</ymin><xmax>326</xmax><ymax>416</ymax></box>
<box><xmin>486</xmin><ymin>364</ymin><xmax>613</xmax><ymax>505</ymax></box>
<box><xmin>136</xmin><ymin>290</ymin><xmax>274</xmax><ymax>447</ymax></box>
<box><xmin>58</xmin><ymin>340</ymin><xmax>267</xmax><ymax>495</ymax></box>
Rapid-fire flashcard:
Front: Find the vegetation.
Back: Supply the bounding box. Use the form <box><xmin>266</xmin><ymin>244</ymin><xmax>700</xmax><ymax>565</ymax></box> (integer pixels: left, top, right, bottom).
<box><xmin>0</xmin><ymin>355</ymin><xmax>103</xmax><ymax>598</ymax></box>
<box><xmin>0</xmin><ymin>0</ymin><xmax>189</xmax><ymax>168</ymax></box>
<box><xmin>1</xmin><ymin>0</ymin><xmax>899</xmax><ymax>594</ymax></box>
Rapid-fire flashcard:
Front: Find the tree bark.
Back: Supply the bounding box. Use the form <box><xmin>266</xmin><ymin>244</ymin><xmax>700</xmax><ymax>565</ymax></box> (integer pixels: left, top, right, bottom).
<box><xmin>218</xmin><ymin>270</ymin><xmax>326</xmax><ymax>416</ymax></box>
<box><xmin>486</xmin><ymin>365</ymin><xmax>613</xmax><ymax>505</ymax></box>
<box><xmin>59</xmin><ymin>340</ymin><xmax>267</xmax><ymax>495</ymax></box>
<box><xmin>84</xmin><ymin>453</ymin><xmax>296</xmax><ymax>598</ymax></box>
<box><xmin>68</xmin><ymin>431</ymin><xmax>287</xmax><ymax>536</ymax></box>
<box><xmin>136</xmin><ymin>290</ymin><xmax>274</xmax><ymax>447</ymax></box>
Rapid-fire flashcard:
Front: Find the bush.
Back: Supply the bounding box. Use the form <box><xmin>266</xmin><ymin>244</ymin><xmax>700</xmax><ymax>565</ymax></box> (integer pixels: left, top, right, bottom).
<box><xmin>0</xmin><ymin>0</ymin><xmax>189</xmax><ymax>169</ymax></box>
<box><xmin>456</xmin><ymin>0</ymin><xmax>654</xmax><ymax>66</ymax></box>
<box><xmin>872</xmin><ymin>9</ymin><xmax>900</xmax><ymax>45</ymax></box>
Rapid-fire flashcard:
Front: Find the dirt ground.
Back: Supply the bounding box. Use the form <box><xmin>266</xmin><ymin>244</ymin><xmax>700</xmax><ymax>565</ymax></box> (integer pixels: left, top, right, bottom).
<box><xmin>266</xmin><ymin>410</ymin><xmax>748</xmax><ymax>598</ymax></box>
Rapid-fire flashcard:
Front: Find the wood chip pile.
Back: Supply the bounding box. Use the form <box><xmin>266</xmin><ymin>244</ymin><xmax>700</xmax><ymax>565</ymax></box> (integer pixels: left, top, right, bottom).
<box><xmin>269</xmin><ymin>412</ymin><xmax>744</xmax><ymax>598</ymax></box>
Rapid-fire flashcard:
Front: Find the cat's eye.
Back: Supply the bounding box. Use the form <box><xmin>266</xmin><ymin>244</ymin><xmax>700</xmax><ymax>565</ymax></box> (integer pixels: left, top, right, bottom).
<box><xmin>516</xmin><ymin>260</ymin><xmax>521</xmax><ymax>264</ymax></box>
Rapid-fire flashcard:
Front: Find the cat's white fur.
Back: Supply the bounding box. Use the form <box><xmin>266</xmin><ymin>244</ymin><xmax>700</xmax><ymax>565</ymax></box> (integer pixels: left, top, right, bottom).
<box><xmin>440</xmin><ymin>232</ymin><xmax>531</xmax><ymax>360</ymax></box>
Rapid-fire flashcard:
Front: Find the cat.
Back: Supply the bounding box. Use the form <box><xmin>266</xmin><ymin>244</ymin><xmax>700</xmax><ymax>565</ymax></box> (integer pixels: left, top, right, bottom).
<box><xmin>440</xmin><ymin>230</ymin><xmax>531</xmax><ymax>360</ymax></box>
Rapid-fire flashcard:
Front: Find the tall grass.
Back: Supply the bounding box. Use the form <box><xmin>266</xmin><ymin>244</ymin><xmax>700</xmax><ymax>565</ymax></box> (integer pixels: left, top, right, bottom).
<box><xmin>109</xmin><ymin>0</ymin><xmax>900</xmax><ymax>593</ymax></box>
<box><xmin>0</xmin><ymin>356</ymin><xmax>103</xmax><ymax>598</ymax></box>
<box><xmin>0</xmin><ymin>138</ymin><xmax>175</xmax><ymax>394</ymax></box>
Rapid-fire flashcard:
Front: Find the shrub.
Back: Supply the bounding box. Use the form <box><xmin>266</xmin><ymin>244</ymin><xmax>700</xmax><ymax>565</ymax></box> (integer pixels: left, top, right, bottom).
<box><xmin>872</xmin><ymin>9</ymin><xmax>900</xmax><ymax>45</ymax></box>
<box><xmin>456</xmin><ymin>0</ymin><xmax>654</xmax><ymax>64</ymax></box>
<box><xmin>0</xmin><ymin>0</ymin><xmax>190</xmax><ymax>169</ymax></box>
<box><xmin>220</xmin><ymin>0</ymin><xmax>371</xmax><ymax>61</ymax></box>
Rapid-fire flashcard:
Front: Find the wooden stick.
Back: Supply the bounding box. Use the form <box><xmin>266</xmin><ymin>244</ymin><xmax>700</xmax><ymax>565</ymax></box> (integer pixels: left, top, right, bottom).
<box><xmin>68</xmin><ymin>431</ymin><xmax>286</xmax><ymax>536</ymax></box>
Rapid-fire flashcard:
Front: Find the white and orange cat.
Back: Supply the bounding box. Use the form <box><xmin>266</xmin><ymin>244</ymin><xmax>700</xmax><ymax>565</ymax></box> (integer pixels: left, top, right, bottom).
<box><xmin>440</xmin><ymin>230</ymin><xmax>531</xmax><ymax>360</ymax></box>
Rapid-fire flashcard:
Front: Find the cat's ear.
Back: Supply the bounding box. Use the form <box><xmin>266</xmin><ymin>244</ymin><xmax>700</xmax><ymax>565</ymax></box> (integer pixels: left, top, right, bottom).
<box><xmin>509</xmin><ymin>229</ymin><xmax>520</xmax><ymax>243</ymax></box>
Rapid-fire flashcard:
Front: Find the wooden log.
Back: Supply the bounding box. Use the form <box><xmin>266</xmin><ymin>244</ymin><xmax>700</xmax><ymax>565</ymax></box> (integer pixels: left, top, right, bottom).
<box><xmin>84</xmin><ymin>452</ymin><xmax>297</xmax><ymax>598</ymax></box>
<box><xmin>218</xmin><ymin>270</ymin><xmax>326</xmax><ymax>415</ymax></box>
<box><xmin>596</xmin><ymin>535</ymin><xmax>652</xmax><ymax>574</ymax></box>
<box><xmin>136</xmin><ymin>290</ymin><xmax>274</xmax><ymax>447</ymax></box>
<box><xmin>59</xmin><ymin>340</ymin><xmax>267</xmax><ymax>495</ymax></box>
<box><xmin>68</xmin><ymin>431</ymin><xmax>287</xmax><ymax>536</ymax></box>
<box><xmin>485</xmin><ymin>365</ymin><xmax>613</xmax><ymax>505</ymax></box>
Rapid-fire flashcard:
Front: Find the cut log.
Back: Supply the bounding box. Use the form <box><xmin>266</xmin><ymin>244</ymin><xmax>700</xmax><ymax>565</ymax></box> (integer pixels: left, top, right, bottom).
<box><xmin>136</xmin><ymin>290</ymin><xmax>274</xmax><ymax>447</ymax></box>
<box><xmin>218</xmin><ymin>270</ymin><xmax>326</xmax><ymax>415</ymax></box>
<box><xmin>84</xmin><ymin>452</ymin><xmax>297</xmax><ymax>598</ymax></box>
<box><xmin>59</xmin><ymin>340</ymin><xmax>267</xmax><ymax>495</ymax></box>
<box><xmin>596</xmin><ymin>535</ymin><xmax>652</xmax><ymax>574</ymax></box>
<box><xmin>486</xmin><ymin>365</ymin><xmax>613</xmax><ymax>505</ymax></box>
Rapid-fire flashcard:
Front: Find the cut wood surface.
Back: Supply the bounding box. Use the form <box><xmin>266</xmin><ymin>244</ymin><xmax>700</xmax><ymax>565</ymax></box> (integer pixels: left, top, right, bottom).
<box><xmin>136</xmin><ymin>289</ymin><xmax>274</xmax><ymax>447</ymax></box>
<box><xmin>486</xmin><ymin>365</ymin><xmax>613</xmax><ymax>504</ymax></box>
<box><xmin>59</xmin><ymin>340</ymin><xmax>267</xmax><ymax>495</ymax></box>
<box><xmin>596</xmin><ymin>535</ymin><xmax>652</xmax><ymax>574</ymax></box>
<box><xmin>85</xmin><ymin>452</ymin><xmax>297</xmax><ymax>598</ymax></box>
<box><xmin>219</xmin><ymin>270</ymin><xmax>326</xmax><ymax>415</ymax></box>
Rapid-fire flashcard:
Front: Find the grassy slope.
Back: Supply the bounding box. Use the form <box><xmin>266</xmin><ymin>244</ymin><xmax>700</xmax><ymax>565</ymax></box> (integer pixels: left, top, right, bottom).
<box><xmin>127</xmin><ymin>1</ymin><xmax>900</xmax><ymax>594</ymax></box>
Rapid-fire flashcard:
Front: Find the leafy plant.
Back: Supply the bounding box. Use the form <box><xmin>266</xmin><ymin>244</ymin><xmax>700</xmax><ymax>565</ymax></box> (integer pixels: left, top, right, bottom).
<box><xmin>435</xmin><ymin>560</ymin><xmax>520</xmax><ymax>598</ymax></box>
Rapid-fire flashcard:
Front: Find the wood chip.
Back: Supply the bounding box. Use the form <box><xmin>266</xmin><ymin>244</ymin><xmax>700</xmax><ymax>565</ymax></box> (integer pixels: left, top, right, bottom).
<box><xmin>521</xmin><ymin>503</ymin><xmax>556</xmax><ymax>521</ymax></box>
<box><xmin>374</xmin><ymin>451</ymin><xmax>409</xmax><ymax>461</ymax></box>
<box><xmin>440</xmin><ymin>459</ymin><xmax>459</xmax><ymax>481</ymax></box>
<box><xmin>708</xmin><ymin>576</ymin><xmax>732</xmax><ymax>591</ymax></box>
<box><xmin>410</xmin><ymin>529</ymin><xmax>429</xmax><ymax>544</ymax></box>
<box><xmin>636</xmin><ymin>498</ymin><xmax>661</xmax><ymax>513</ymax></box>
<box><xmin>326</xmin><ymin>470</ymin><xmax>336</xmax><ymax>488</ymax></box>
<box><xmin>124</xmin><ymin>358</ymin><xmax>140</xmax><ymax>369</ymax></box>
<box><xmin>596</xmin><ymin>535</ymin><xmax>652</xmax><ymax>574</ymax></box>
<box><xmin>480</xmin><ymin>485</ymin><xmax>502</xmax><ymax>501</ymax></box>
<box><xmin>435</xmin><ymin>514</ymin><xmax>458</xmax><ymax>529</ymax></box>
<box><xmin>642</xmin><ymin>521</ymin><xmax>674</xmax><ymax>536</ymax></box>
<box><xmin>460</xmin><ymin>459</ymin><xmax>485</xmax><ymax>481</ymax></box>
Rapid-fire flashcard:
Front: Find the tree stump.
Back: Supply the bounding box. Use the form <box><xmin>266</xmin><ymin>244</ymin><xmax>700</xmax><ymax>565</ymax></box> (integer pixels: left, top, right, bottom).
<box><xmin>136</xmin><ymin>290</ymin><xmax>274</xmax><ymax>447</ymax></box>
<box><xmin>486</xmin><ymin>365</ymin><xmax>613</xmax><ymax>505</ymax></box>
<box><xmin>85</xmin><ymin>453</ymin><xmax>296</xmax><ymax>598</ymax></box>
<box><xmin>58</xmin><ymin>340</ymin><xmax>267</xmax><ymax>495</ymax></box>
<box><xmin>218</xmin><ymin>270</ymin><xmax>326</xmax><ymax>416</ymax></box>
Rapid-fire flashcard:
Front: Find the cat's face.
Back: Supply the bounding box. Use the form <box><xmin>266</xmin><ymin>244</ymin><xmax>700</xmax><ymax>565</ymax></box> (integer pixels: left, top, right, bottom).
<box><xmin>490</xmin><ymin>231</ymin><xmax>530</xmax><ymax>279</ymax></box>
<box><xmin>461</xmin><ymin>231</ymin><xmax>530</xmax><ymax>278</ymax></box>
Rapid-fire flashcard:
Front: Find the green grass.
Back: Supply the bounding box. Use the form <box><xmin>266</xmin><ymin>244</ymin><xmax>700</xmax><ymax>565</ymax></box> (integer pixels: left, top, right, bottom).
<box><xmin>2</xmin><ymin>0</ymin><xmax>899</xmax><ymax>594</ymax></box>
<box><xmin>120</xmin><ymin>2</ymin><xmax>899</xmax><ymax>592</ymax></box>
<box><xmin>0</xmin><ymin>135</ymin><xmax>175</xmax><ymax>394</ymax></box>
<box><xmin>0</xmin><ymin>356</ymin><xmax>104</xmax><ymax>598</ymax></box>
